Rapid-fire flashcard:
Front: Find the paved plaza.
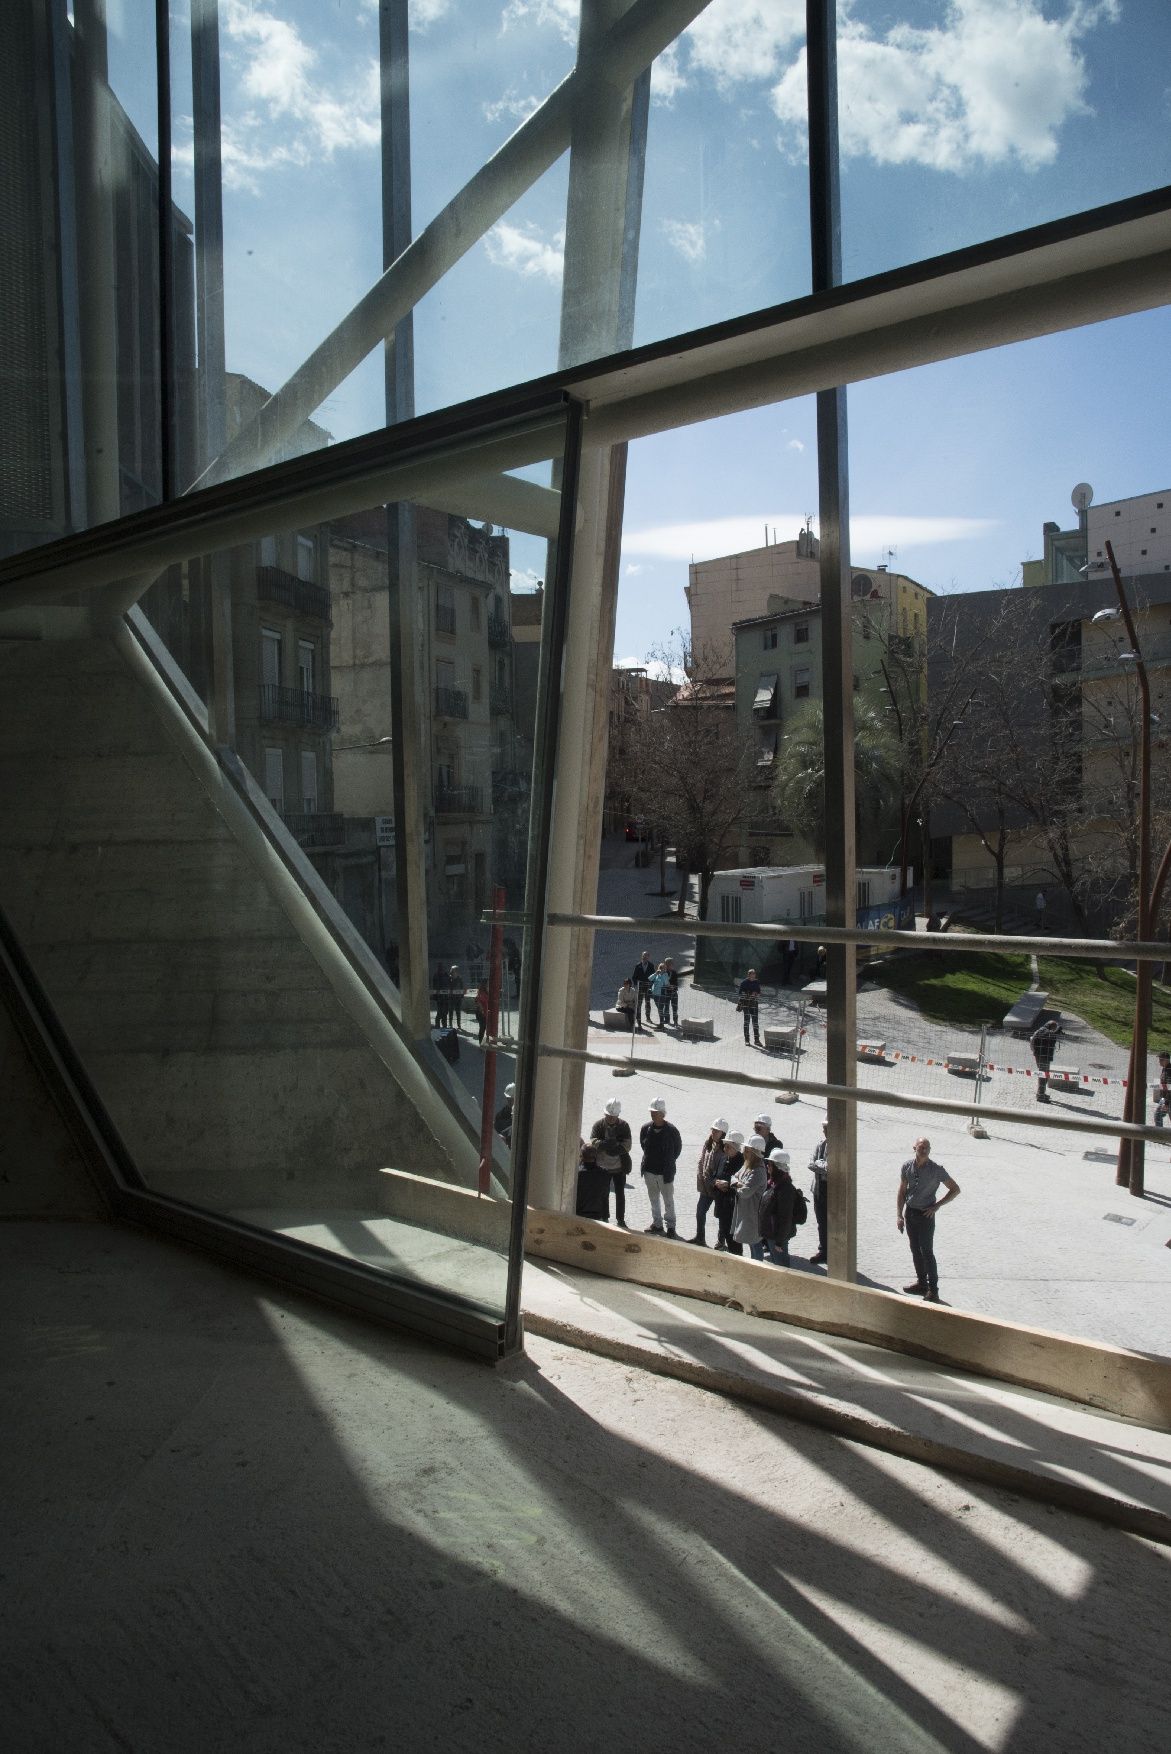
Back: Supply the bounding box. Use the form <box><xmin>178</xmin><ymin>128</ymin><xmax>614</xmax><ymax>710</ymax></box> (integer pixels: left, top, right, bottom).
<box><xmin>574</xmin><ymin>841</ymin><xmax>1171</xmax><ymax>1360</ymax></box>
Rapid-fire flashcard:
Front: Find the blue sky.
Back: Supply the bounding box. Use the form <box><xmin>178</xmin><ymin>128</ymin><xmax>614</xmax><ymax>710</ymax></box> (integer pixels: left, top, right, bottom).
<box><xmin>102</xmin><ymin>2</ymin><xmax>1171</xmax><ymax>652</ymax></box>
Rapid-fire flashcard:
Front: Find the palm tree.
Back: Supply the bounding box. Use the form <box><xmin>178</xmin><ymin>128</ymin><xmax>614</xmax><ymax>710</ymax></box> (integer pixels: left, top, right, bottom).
<box><xmin>771</xmin><ymin>698</ymin><xmax>899</xmax><ymax>862</ymax></box>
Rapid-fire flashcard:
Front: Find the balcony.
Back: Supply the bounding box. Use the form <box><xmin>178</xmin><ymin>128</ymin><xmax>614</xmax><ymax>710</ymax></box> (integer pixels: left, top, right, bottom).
<box><xmin>489</xmin><ymin>683</ymin><xmax>512</xmax><ymax>716</ymax></box>
<box><xmin>435</xmin><ymin>601</ymin><xmax>456</xmax><ymax>636</ymax></box>
<box><xmin>435</xmin><ymin>783</ymin><xmax>482</xmax><ymax>815</ymax></box>
<box><xmin>258</xmin><ymin>683</ymin><xmax>340</xmax><ymax>731</ymax></box>
<box><xmin>280</xmin><ymin>811</ymin><xmax>345</xmax><ymax>848</ymax></box>
<box><xmin>487</xmin><ymin>612</ymin><xmax>509</xmax><ymax>647</ymax></box>
<box><xmin>256</xmin><ymin>566</ymin><xmax>332</xmax><ymax>623</ymax></box>
<box><xmin>434</xmin><ymin>685</ymin><xmax>468</xmax><ymax>719</ymax></box>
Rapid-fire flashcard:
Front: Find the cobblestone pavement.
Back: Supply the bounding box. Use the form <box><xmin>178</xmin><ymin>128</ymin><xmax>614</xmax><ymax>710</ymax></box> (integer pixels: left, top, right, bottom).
<box><xmin>573</xmin><ymin>841</ymin><xmax>1171</xmax><ymax>1359</ymax></box>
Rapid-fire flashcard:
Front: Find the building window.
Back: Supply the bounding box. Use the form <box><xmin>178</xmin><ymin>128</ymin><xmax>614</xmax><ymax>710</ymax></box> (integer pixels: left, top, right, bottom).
<box><xmin>297</xmin><ymin>639</ymin><xmax>315</xmax><ymax>694</ymax></box>
<box><xmin>719</xmin><ymin>893</ymin><xmax>742</xmax><ymax>925</ymax></box>
<box><xmin>794</xmin><ymin>623</ymin><xmax>809</xmax><ymax>644</ymax></box>
<box><xmin>753</xmin><ymin>673</ymin><xmax>779</xmax><ymax>714</ymax></box>
<box><xmin>470</xmin><ymin>594</ymin><xmax>481</xmax><ymax>630</ymax></box>
<box><xmin>856</xmin><ymin>879</ymin><xmax>871</xmax><ymax>910</ymax></box>
<box><xmin>259</xmin><ymin>534</ymin><xmax>277</xmax><ymax>567</ymax></box>
<box><xmin>793</xmin><ymin>666</ymin><xmax>811</xmax><ymax>699</ymax></box>
<box><xmin>472</xmin><ymin>666</ymin><xmax>482</xmax><ymax>702</ymax></box>
<box><xmin>261</xmin><ymin>627</ymin><xmax>282</xmax><ymax>688</ymax></box>
<box><xmin>436</xmin><ymin>580</ymin><xmax>456</xmax><ymax>635</ymax></box>
<box><xmin>296</xmin><ymin>534</ymin><xmax>316</xmax><ymax>581</ymax></box>
<box><xmin>264</xmin><ymin>747</ymin><xmax>284</xmax><ymax>811</ymax></box>
<box><xmin>762</xmin><ymin>627</ymin><xmax>778</xmax><ymax>650</ymax></box>
<box><xmin>300</xmin><ymin>750</ymin><xmax>318</xmax><ymax>814</ymax></box>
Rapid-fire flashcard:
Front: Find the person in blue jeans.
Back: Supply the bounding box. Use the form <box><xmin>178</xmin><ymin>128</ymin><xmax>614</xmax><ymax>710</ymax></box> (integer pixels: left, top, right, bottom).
<box><xmin>650</xmin><ymin>962</ymin><xmax>672</xmax><ymax>1027</ymax></box>
<box><xmin>896</xmin><ymin>1136</ymin><xmax>961</xmax><ymax>1304</ymax></box>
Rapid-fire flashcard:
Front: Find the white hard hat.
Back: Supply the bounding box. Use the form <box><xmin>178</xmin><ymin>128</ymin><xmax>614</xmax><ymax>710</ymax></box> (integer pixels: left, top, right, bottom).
<box><xmin>747</xmin><ymin>1134</ymin><xmax>767</xmax><ymax>1153</ymax></box>
<box><xmin>754</xmin><ymin>1113</ymin><xmax>772</xmax><ymax>1129</ymax></box>
<box><xmin>605</xmin><ymin>1099</ymin><xmax>622</xmax><ymax>1117</ymax></box>
<box><xmin>504</xmin><ymin>1083</ymin><xmax>515</xmax><ymax>1099</ymax></box>
<box><xmin>650</xmin><ymin>1097</ymin><xmax>667</xmax><ymax>1114</ymax></box>
<box><xmin>726</xmin><ymin>1131</ymin><xmax>744</xmax><ymax>1148</ymax></box>
<box><xmin>768</xmin><ymin>1148</ymin><xmax>790</xmax><ymax>1168</ymax></box>
<box><xmin>712</xmin><ymin>1116</ymin><xmax>729</xmax><ymax>1133</ymax></box>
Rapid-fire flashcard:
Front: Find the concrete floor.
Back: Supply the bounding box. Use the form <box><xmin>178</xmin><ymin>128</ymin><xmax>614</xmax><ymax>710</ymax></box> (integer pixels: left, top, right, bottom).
<box><xmin>4</xmin><ymin>1220</ymin><xmax>1171</xmax><ymax>1754</ymax></box>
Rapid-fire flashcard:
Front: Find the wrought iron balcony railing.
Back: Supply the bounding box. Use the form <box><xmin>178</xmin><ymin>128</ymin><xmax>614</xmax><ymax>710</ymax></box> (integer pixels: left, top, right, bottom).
<box><xmin>258</xmin><ymin>683</ymin><xmax>340</xmax><ymax>731</ymax></box>
<box><xmin>256</xmin><ymin>566</ymin><xmax>332</xmax><ymax>623</ymax></box>
<box><xmin>434</xmin><ymin>685</ymin><xmax>468</xmax><ymax>719</ymax></box>
<box><xmin>280</xmin><ymin>811</ymin><xmax>345</xmax><ymax>848</ymax></box>
<box><xmin>435</xmin><ymin>784</ymin><xmax>482</xmax><ymax>815</ymax></box>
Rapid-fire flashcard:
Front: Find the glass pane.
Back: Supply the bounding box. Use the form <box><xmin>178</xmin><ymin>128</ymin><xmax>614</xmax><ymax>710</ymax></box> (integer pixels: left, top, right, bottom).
<box><xmin>2</xmin><ymin>1</ymin><xmax>162</xmax><ymax>559</ymax></box>
<box><xmin>839</xmin><ymin>0</ymin><xmax>1171</xmax><ymax>282</ymax></box>
<box><xmin>847</xmin><ymin>307</ymin><xmax>1171</xmax><ymax>1360</ymax></box>
<box><xmin>0</xmin><ymin>401</ymin><xmax>571</xmax><ymax>1330</ymax></box>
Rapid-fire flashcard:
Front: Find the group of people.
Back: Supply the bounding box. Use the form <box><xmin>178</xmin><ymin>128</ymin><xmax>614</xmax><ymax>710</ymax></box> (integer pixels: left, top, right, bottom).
<box><xmin>576</xmin><ymin>1099</ymin><xmax>832</xmax><ymax>1270</ymax></box>
<box><xmin>616</xmin><ymin>952</ymin><xmax>680</xmax><ymax>1032</ymax></box>
<box><xmin>433</xmin><ymin>965</ymin><xmax>491</xmax><ymax>1044</ymax></box>
<box><xmin>576</xmin><ymin>1103</ymin><xmax>963</xmax><ymax>1301</ymax></box>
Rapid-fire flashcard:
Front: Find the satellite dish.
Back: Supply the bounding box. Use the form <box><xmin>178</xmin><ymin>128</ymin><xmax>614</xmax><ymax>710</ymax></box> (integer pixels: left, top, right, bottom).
<box><xmin>1071</xmin><ymin>482</ymin><xmax>1094</xmax><ymax>512</ymax></box>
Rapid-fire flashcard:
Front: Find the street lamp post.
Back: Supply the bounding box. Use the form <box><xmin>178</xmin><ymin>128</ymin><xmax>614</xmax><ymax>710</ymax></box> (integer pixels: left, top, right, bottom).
<box><xmin>1098</xmin><ymin>545</ymin><xmax>1150</xmax><ymax>1196</ymax></box>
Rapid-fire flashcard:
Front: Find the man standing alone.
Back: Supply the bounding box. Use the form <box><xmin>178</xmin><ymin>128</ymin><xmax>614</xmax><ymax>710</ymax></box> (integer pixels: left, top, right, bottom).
<box><xmin>640</xmin><ymin>1097</ymin><xmax>682</xmax><ymax>1237</ymax></box>
<box><xmin>1030</xmin><ymin>1016</ymin><xmax>1060</xmax><ymax>1102</ymax></box>
<box><xmin>632</xmin><ymin>950</ymin><xmax>656</xmax><ymax>1026</ymax></box>
<box><xmin>896</xmin><ymin>1136</ymin><xmax>960</xmax><ymax>1304</ymax></box>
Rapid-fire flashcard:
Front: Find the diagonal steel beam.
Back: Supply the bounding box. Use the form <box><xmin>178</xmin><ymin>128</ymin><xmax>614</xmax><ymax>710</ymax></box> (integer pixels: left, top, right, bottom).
<box><xmin>191</xmin><ymin>0</ymin><xmax>707</xmax><ymax>492</ymax></box>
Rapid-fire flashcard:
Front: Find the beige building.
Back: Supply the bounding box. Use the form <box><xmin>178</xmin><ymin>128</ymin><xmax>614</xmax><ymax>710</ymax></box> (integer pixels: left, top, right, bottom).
<box><xmin>686</xmin><ymin>526</ymin><xmax>932</xmax><ymax>679</ymax></box>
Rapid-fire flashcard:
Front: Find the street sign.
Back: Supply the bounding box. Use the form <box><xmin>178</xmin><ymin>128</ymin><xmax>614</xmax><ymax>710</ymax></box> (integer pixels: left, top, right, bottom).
<box><xmin>375</xmin><ymin>816</ymin><xmax>394</xmax><ymax>847</ymax></box>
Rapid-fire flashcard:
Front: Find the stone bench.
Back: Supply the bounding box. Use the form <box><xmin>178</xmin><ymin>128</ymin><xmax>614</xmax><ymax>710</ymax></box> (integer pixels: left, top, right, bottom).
<box><xmin>857</xmin><ymin>1039</ymin><xmax>887</xmax><ymax>1062</ymax></box>
<box><xmin>1003</xmin><ymin>989</ymin><xmax>1047</xmax><ymax>1035</ymax></box>
<box><xmin>945</xmin><ymin>1051</ymin><xmax>983</xmax><ymax>1076</ymax></box>
<box><xmin>679</xmin><ymin>1016</ymin><xmax>715</xmax><ymax>1041</ymax></box>
<box><xmin>763</xmin><ymin>1024</ymin><xmax>800</xmax><ymax>1051</ymax></box>
<box><xmin>602</xmin><ymin>1008</ymin><xmax>632</xmax><ymax>1031</ymax></box>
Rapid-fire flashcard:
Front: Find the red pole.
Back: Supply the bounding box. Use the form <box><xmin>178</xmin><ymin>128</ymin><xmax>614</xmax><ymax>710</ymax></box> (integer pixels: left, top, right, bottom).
<box><xmin>477</xmin><ymin>885</ymin><xmax>506</xmax><ymax>1196</ymax></box>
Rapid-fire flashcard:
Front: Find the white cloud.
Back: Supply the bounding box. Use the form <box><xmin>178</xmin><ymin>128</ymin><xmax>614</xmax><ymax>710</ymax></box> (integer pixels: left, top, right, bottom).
<box><xmin>206</xmin><ymin>0</ymin><xmax>380</xmax><ymax>192</ymax></box>
<box><xmin>685</xmin><ymin>0</ymin><xmax>805</xmax><ymax>87</ymax></box>
<box><xmin>482</xmin><ymin>91</ymin><xmax>543</xmax><ymax>126</ymax></box>
<box><xmin>484</xmin><ymin>219</ymin><xmax>565</xmax><ymax>282</ymax></box>
<box><xmin>786</xmin><ymin>438</ymin><xmax>805</xmax><ymax>453</ymax></box>
<box><xmin>661</xmin><ymin>217</ymin><xmax>709</xmax><ymax>263</ymax></box>
<box><xmin>772</xmin><ymin>0</ymin><xmax>1121</xmax><ymax>173</ymax></box>
<box><xmin>651</xmin><ymin>43</ymin><xmax>687</xmax><ymax>105</ymax></box>
<box><xmin>501</xmin><ymin>0</ymin><xmax>579</xmax><ymax>44</ymax></box>
<box><xmin>623</xmin><ymin>563</ymin><xmax>645</xmax><ymax>576</ymax></box>
<box><xmin>511</xmin><ymin>566</ymin><xmax>544</xmax><ymax>589</ymax></box>
<box><xmin>623</xmin><ymin>513</ymin><xmax>998</xmax><ymax>562</ymax></box>
<box><xmin>409</xmin><ymin>0</ymin><xmax>453</xmax><ymax>25</ymax></box>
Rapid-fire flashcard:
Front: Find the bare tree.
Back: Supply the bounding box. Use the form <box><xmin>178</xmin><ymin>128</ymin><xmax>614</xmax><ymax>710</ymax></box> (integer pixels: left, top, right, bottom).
<box><xmin>626</xmin><ymin>634</ymin><xmax>755</xmax><ymax>920</ymax></box>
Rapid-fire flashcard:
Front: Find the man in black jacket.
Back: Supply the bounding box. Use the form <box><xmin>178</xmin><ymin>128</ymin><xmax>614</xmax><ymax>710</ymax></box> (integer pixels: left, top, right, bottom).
<box><xmin>632</xmin><ymin>950</ymin><xmax>656</xmax><ymax>1025</ymax></box>
<box><xmin>640</xmin><ymin>1097</ymin><xmax>682</xmax><ymax>1237</ymax></box>
<box><xmin>1030</xmin><ymin>1017</ymin><xmax>1060</xmax><ymax>1101</ymax></box>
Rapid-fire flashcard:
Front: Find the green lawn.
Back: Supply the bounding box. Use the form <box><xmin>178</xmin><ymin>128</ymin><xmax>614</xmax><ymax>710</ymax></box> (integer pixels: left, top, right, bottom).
<box><xmin>864</xmin><ymin>946</ymin><xmax>1171</xmax><ymax>1045</ymax></box>
<box><xmin>864</xmin><ymin>950</ymin><xmax>1033</xmax><ymax>1029</ymax></box>
<box><xmin>1038</xmin><ymin>957</ymin><xmax>1171</xmax><ymax>1048</ymax></box>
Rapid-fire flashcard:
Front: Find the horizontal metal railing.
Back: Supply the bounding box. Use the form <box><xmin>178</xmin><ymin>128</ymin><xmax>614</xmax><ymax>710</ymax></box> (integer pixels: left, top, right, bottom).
<box><xmin>537</xmin><ymin>909</ymin><xmax>1171</xmax><ymax>963</ymax></box>
<box><xmin>256</xmin><ymin>565</ymin><xmax>332</xmax><ymax>622</ymax></box>
<box><xmin>435</xmin><ymin>783</ymin><xmax>482</xmax><ymax>814</ymax></box>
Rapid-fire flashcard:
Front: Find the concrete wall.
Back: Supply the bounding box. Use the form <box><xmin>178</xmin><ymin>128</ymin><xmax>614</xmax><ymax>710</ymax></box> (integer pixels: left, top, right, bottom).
<box><xmin>0</xmin><ymin>633</ymin><xmax>463</xmax><ymax>1214</ymax></box>
<box><xmin>0</xmin><ymin>988</ymin><xmax>107</xmax><ymax>1219</ymax></box>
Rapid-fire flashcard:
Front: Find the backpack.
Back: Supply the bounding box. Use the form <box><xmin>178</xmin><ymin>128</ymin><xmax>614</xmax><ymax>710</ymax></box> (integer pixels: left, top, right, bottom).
<box><xmin>792</xmin><ymin>1186</ymin><xmax>808</xmax><ymax>1227</ymax></box>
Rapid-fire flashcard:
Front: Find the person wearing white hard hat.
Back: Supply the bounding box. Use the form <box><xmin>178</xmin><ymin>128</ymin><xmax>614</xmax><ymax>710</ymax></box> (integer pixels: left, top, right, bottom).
<box><xmin>589</xmin><ymin>1097</ymin><xmax>633</xmax><ymax>1227</ymax></box>
<box><xmin>731</xmin><ymin>1134</ymin><xmax>768</xmax><ymax>1259</ymax></box>
<box><xmin>760</xmin><ymin>1148</ymin><xmax>800</xmax><ymax>1267</ymax></box>
<box><xmin>711</xmin><ymin>1130</ymin><xmax>745</xmax><ymax>1252</ymax></box>
<box><xmin>494</xmin><ymin>1082</ymin><xmax>515</xmax><ymax>1148</ymax></box>
<box><xmin>753</xmin><ymin>1112</ymin><xmax>784</xmax><ymax>1159</ymax></box>
<box><xmin>639</xmin><ymin>1097</ymin><xmax>682</xmax><ymax>1236</ymax></box>
<box><xmin>687</xmin><ymin>1116</ymin><xmax>730</xmax><ymax>1245</ymax></box>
